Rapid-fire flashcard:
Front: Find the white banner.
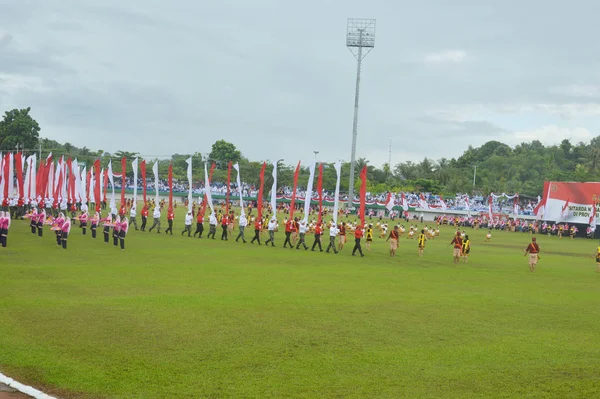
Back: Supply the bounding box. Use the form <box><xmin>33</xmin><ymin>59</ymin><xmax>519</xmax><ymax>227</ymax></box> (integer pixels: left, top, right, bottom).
<box><xmin>303</xmin><ymin>162</ymin><xmax>315</xmax><ymax>223</ymax></box>
<box><xmin>333</xmin><ymin>160</ymin><xmax>341</xmax><ymax>224</ymax></box>
<box><xmin>152</xmin><ymin>161</ymin><xmax>159</xmax><ymax>205</ymax></box>
<box><xmin>204</xmin><ymin>161</ymin><xmax>214</xmax><ymax>214</ymax></box>
<box><xmin>185</xmin><ymin>157</ymin><xmax>192</xmax><ymax>212</ymax></box>
<box><xmin>108</xmin><ymin>160</ymin><xmax>116</xmax><ymax>211</ymax></box>
<box><xmin>270</xmin><ymin>161</ymin><xmax>277</xmax><ymax>216</ymax></box>
<box><xmin>233</xmin><ymin>163</ymin><xmax>245</xmax><ymax>216</ymax></box>
<box><xmin>8</xmin><ymin>152</ymin><xmax>14</xmax><ymax>198</ymax></box>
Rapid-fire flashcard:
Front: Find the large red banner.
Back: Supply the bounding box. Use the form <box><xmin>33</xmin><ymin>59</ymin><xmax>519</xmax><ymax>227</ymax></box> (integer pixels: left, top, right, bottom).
<box><xmin>535</xmin><ymin>182</ymin><xmax>600</xmax><ymax>224</ymax></box>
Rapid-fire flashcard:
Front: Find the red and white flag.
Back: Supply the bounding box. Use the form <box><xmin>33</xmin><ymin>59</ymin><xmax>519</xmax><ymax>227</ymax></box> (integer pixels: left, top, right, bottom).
<box><xmin>384</xmin><ymin>192</ymin><xmax>395</xmax><ymax>211</ymax></box>
<box><xmin>561</xmin><ymin>198</ymin><xmax>570</xmax><ymax>220</ymax></box>
<box><xmin>419</xmin><ymin>193</ymin><xmax>429</xmax><ymax>209</ymax></box>
<box><xmin>589</xmin><ymin>202</ymin><xmax>597</xmax><ymax>227</ymax></box>
<box><xmin>401</xmin><ymin>193</ymin><xmax>409</xmax><ymax>211</ymax></box>
<box><xmin>439</xmin><ymin>195</ymin><xmax>447</xmax><ymax>211</ymax></box>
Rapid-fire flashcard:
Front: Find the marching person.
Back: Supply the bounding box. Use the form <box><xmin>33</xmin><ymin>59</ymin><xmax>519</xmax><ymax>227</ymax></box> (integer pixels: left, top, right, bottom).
<box><xmin>61</xmin><ymin>216</ymin><xmax>71</xmax><ymax>249</ymax></box>
<box><xmin>79</xmin><ymin>208</ymin><xmax>88</xmax><ymax>235</ymax></box>
<box><xmin>129</xmin><ymin>205</ymin><xmax>139</xmax><ymax>230</ymax></box>
<box><xmin>102</xmin><ymin>215</ymin><xmax>112</xmax><ymax>243</ymax></box>
<box><xmin>326</xmin><ymin>221</ymin><xmax>339</xmax><ymax>254</ymax></box>
<box><xmin>311</xmin><ymin>221</ymin><xmax>323</xmax><ymax>252</ymax></box>
<box><xmin>296</xmin><ymin>220</ymin><xmax>309</xmax><ymax>250</ymax></box>
<box><xmin>193</xmin><ymin>210</ymin><xmax>204</xmax><ymax>238</ymax></box>
<box><xmin>90</xmin><ymin>210</ymin><xmax>100</xmax><ymax>239</ymax></box>
<box><xmin>119</xmin><ymin>216</ymin><xmax>129</xmax><ymax>250</ymax></box>
<box><xmin>165</xmin><ymin>208</ymin><xmax>174</xmax><ymax>235</ymax></box>
<box><xmin>524</xmin><ymin>236</ymin><xmax>540</xmax><ymax>272</ymax></box>
<box><xmin>54</xmin><ymin>213</ymin><xmax>65</xmax><ymax>247</ymax></box>
<box><xmin>265</xmin><ymin>217</ymin><xmax>277</xmax><ymax>247</ymax></box>
<box><xmin>594</xmin><ymin>243</ymin><xmax>600</xmax><ymax>273</ymax></box>
<box><xmin>182</xmin><ymin>211</ymin><xmax>193</xmax><ymax>237</ymax></box>
<box><xmin>250</xmin><ymin>217</ymin><xmax>262</xmax><ymax>245</ymax></box>
<box><xmin>450</xmin><ymin>231</ymin><xmax>463</xmax><ymax>264</ymax></box>
<box><xmin>417</xmin><ymin>229</ymin><xmax>426</xmax><ymax>257</ymax></box>
<box><xmin>207</xmin><ymin>211</ymin><xmax>217</xmax><ymax>239</ymax></box>
<box><xmin>352</xmin><ymin>223</ymin><xmax>365</xmax><ymax>257</ymax></box>
<box><xmin>29</xmin><ymin>208</ymin><xmax>37</xmax><ymax>234</ymax></box>
<box><xmin>36</xmin><ymin>207</ymin><xmax>46</xmax><ymax>237</ymax></box>
<box><xmin>148</xmin><ymin>206</ymin><xmax>161</xmax><ymax>233</ymax></box>
<box><xmin>0</xmin><ymin>212</ymin><xmax>9</xmax><ymax>248</ymax></box>
<box><xmin>338</xmin><ymin>222</ymin><xmax>347</xmax><ymax>252</ymax></box>
<box><xmin>236</xmin><ymin>213</ymin><xmax>248</xmax><ymax>243</ymax></box>
<box><xmin>220</xmin><ymin>212</ymin><xmax>229</xmax><ymax>240</ymax></box>
<box><xmin>365</xmin><ymin>224</ymin><xmax>374</xmax><ymax>251</ymax></box>
<box><xmin>462</xmin><ymin>235</ymin><xmax>471</xmax><ymax>263</ymax></box>
<box><xmin>283</xmin><ymin>217</ymin><xmax>294</xmax><ymax>249</ymax></box>
<box><xmin>140</xmin><ymin>204</ymin><xmax>148</xmax><ymax>231</ymax></box>
<box><xmin>386</xmin><ymin>225</ymin><xmax>399</xmax><ymax>257</ymax></box>
<box><xmin>113</xmin><ymin>216</ymin><xmax>121</xmax><ymax>246</ymax></box>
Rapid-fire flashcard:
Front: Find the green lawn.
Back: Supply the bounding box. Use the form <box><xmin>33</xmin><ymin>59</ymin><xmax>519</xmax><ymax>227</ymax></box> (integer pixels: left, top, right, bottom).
<box><xmin>1</xmin><ymin>215</ymin><xmax>599</xmax><ymax>399</ymax></box>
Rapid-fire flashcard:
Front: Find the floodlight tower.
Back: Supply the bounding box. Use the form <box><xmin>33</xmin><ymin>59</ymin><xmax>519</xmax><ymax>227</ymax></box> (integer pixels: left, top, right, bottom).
<box><xmin>346</xmin><ymin>18</ymin><xmax>375</xmax><ymax>209</ymax></box>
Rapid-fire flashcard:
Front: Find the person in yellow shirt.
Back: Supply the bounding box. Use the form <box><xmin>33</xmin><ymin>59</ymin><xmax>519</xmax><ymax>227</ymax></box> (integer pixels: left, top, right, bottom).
<box><xmin>365</xmin><ymin>224</ymin><xmax>374</xmax><ymax>251</ymax></box>
<box><xmin>462</xmin><ymin>235</ymin><xmax>471</xmax><ymax>263</ymax></box>
<box><xmin>417</xmin><ymin>229</ymin><xmax>426</xmax><ymax>257</ymax></box>
<box><xmin>595</xmin><ymin>244</ymin><xmax>600</xmax><ymax>273</ymax></box>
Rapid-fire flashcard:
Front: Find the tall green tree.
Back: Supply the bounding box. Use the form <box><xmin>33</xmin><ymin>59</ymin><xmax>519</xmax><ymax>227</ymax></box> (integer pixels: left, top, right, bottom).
<box><xmin>0</xmin><ymin>107</ymin><xmax>40</xmax><ymax>151</ymax></box>
<box><xmin>209</xmin><ymin>140</ymin><xmax>242</xmax><ymax>166</ymax></box>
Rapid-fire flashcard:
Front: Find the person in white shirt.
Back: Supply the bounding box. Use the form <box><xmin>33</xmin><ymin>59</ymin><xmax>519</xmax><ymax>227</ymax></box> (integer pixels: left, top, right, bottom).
<box><xmin>207</xmin><ymin>212</ymin><xmax>217</xmax><ymax>239</ymax></box>
<box><xmin>236</xmin><ymin>213</ymin><xmax>248</xmax><ymax>243</ymax></box>
<box><xmin>265</xmin><ymin>217</ymin><xmax>277</xmax><ymax>247</ymax></box>
<box><xmin>326</xmin><ymin>221</ymin><xmax>339</xmax><ymax>254</ymax></box>
<box><xmin>181</xmin><ymin>211</ymin><xmax>193</xmax><ymax>237</ymax></box>
<box><xmin>148</xmin><ymin>207</ymin><xmax>161</xmax><ymax>233</ymax></box>
<box><xmin>129</xmin><ymin>205</ymin><xmax>138</xmax><ymax>230</ymax></box>
<box><xmin>296</xmin><ymin>220</ymin><xmax>309</xmax><ymax>250</ymax></box>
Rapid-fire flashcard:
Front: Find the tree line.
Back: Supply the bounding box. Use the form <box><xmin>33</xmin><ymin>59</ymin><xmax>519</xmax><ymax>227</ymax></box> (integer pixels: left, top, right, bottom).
<box><xmin>2</xmin><ymin>107</ymin><xmax>599</xmax><ymax>197</ymax></box>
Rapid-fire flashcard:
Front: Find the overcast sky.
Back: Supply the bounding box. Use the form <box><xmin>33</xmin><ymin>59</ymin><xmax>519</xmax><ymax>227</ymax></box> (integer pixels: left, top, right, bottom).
<box><xmin>1</xmin><ymin>0</ymin><xmax>600</xmax><ymax>166</ymax></box>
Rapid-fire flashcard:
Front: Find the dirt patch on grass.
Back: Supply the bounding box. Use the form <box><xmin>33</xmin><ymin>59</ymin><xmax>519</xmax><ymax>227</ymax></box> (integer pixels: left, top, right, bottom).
<box><xmin>0</xmin><ymin>383</ymin><xmax>33</xmax><ymax>399</ymax></box>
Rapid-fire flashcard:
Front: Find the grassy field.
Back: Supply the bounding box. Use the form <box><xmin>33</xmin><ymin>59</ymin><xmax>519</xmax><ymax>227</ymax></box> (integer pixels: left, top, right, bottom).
<box><xmin>1</xmin><ymin>213</ymin><xmax>599</xmax><ymax>399</ymax></box>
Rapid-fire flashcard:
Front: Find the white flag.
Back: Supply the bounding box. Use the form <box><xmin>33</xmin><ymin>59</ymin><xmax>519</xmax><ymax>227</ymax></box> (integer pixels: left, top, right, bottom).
<box><xmin>152</xmin><ymin>161</ymin><xmax>160</xmax><ymax>204</ymax></box>
<box><xmin>333</xmin><ymin>160</ymin><xmax>342</xmax><ymax>224</ymax></box>
<box><xmin>132</xmin><ymin>158</ymin><xmax>139</xmax><ymax>208</ymax></box>
<box><xmin>108</xmin><ymin>160</ymin><xmax>116</xmax><ymax>211</ymax></box>
<box><xmin>303</xmin><ymin>162</ymin><xmax>316</xmax><ymax>224</ymax></box>
<box><xmin>385</xmin><ymin>192</ymin><xmax>395</xmax><ymax>212</ymax></box>
<box><xmin>233</xmin><ymin>163</ymin><xmax>245</xmax><ymax>216</ymax></box>
<box><xmin>204</xmin><ymin>161</ymin><xmax>214</xmax><ymax>214</ymax></box>
<box><xmin>270</xmin><ymin>161</ymin><xmax>277</xmax><ymax>216</ymax></box>
<box><xmin>185</xmin><ymin>157</ymin><xmax>192</xmax><ymax>212</ymax></box>
<box><xmin>8</xmin><ymin>152</ymin><xmax>14</xmax><ymax>198</ymax></box>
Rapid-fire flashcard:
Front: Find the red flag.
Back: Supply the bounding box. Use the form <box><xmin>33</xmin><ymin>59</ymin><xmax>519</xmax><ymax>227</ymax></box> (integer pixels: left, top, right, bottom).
<box><xmin>200</xmin><ymin>162</ymin><xmax>217</xmax><ymax>217</ymax></box>
<box><xmin>120</xmin><ymin>156</ymin><xmax>127</xmax><ymax>208</ymax></box>
<box><xmin>36</xmin><ymin>159</ymin><xmax>45</xmax><ymax>200</ymax></box>
<box><xmin>94</xmin><ymin>159</ymin><xmax>101</xmax><ymax>210</ymax></box>
<box><xmin>2</xmin><ymin>153</ymin><xmax>10</xmax><ymax>199</ymax></box>
<box><xmin>168</xmin><ymin>162</ymin><xmax>173</xmax><ymax>213</ymax></box>
<box><xmin>359</xmin><ymin>165</ymin><xmax>367</xmax><ymax>226</ymax></box>
<box><xmin>85</xmin><ymin>168</ymin><xmax>91</xmax><ymax>203</ymax></box>
<box><xmin>14</xmin><ymin>152</ymin><xmax>24</xmax><ymax>199</ymax></box>
<box><xmin>103</xmin><ymin>168</ymin><xmax>108</xmax><ymax>203</ymax></box>
<box><xmin>54</xmin><ymin>158</ymin><xmax>63</xmax><ymax>204</ymax></box>
<box><xmin>290</xmin><ymin>161</ymin><xmax>301</xmax><ymax>220</ymax></box>
<box><xmin>226</xmin><ymin>161</ymin><xmax>232</xmax><ymax>214</ymax></box>
<box><xmin>257</xmin><ymin>162</ymin><xmax>267</xmax><ymax>221</ymax></box>
<box><xmin>140</xmin><ymin>160</ymin><xmax>147</xmax><ymax>204</ymax></box>
<box><xmin>317</xmin><ymin>163</ymin><xmax>323</xmax><ymax>225</ymax></box>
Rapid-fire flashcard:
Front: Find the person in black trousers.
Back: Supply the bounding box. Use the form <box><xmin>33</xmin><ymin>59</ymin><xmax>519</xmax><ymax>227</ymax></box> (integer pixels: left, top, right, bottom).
<box><xmin>193</xmin><ymin>212</ymin><xmax>204</xmax><ymax>238</ymax></box>
<box><xmin>250</xmin><ymin>219</ymin><xmax>261</xmax><ymax>245</ymax></box>
<box><xmin>311</xmin><ymin>222</ymin><xmax>323</xmax><ymax>252</ymax></box>
<box><xmin>352</xmin><ymin>224</ymin><xmax>365</xmax><ymax>257</ymax></box>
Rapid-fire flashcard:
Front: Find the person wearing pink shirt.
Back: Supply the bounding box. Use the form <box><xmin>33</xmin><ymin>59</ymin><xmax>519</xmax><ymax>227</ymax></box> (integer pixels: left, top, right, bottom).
<box><xmin>36</xmin><ymin>208</ymin><xmax>46</xmax><ymax>237</ymax></box>
<box><xmin>0</xmin><ymin>212</ymin><xmax>10</xmax><ymax>248</ymax></box>
<box><xmin>90</xmin><ymin>211</ymin><xmax>100</xmax><ymax>239</ymax></box>
<box><xmin>29</xmin><ymin>209</ymin><xmax>38</xmax><ymax>234</ymax></box>
<box><xmin>79</xmin><ymin>210</ymin><xmax>89</xmax><ymax>235</ymax></box>
<box><xmin>54</xmin><ymin>212</ymin><xmax>65</xmax><ymax>246</ymax></box>
<box><xmin>119</xmin><ymin>216</ymin><xmax>129</xmax><ymax>250</ymax></box>
<box><xmin>61</xmin><ymin>217</ymin><xmax>72</xmax><ymax>249</ymax></box>
<box><xmin>113</xmin><ymin>215</ymin><xmax>121</xmax><ymax>246</ymax></box>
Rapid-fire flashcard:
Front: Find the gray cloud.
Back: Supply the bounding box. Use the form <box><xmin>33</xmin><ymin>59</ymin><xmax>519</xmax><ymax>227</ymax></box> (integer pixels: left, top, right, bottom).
<box><xmin>0</xmin><ymin>0</ymin><xmax>599</xmax><ymax>166</ymax></box>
